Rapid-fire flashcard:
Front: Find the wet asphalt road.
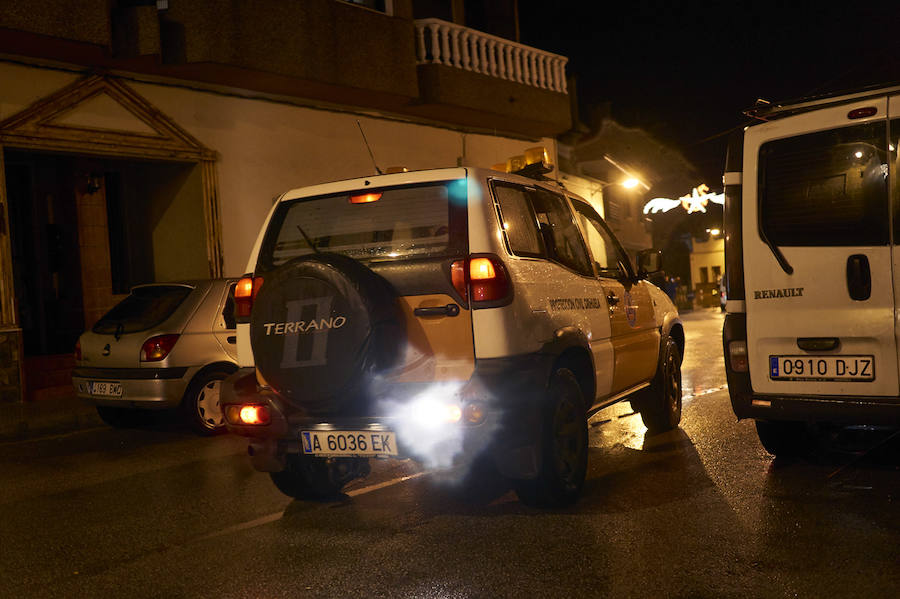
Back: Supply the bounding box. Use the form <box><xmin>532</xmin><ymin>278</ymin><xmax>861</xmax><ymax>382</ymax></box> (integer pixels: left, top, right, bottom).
<box><xmin>2</xmin><ymin>309</ymin><xmax>898</xmax><ymax>598</ymax></box>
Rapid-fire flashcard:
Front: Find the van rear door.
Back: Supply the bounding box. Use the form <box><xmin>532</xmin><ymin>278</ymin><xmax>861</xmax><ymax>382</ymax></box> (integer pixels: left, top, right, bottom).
<box><xmin>743</xmin><ymin>97</ymin><xmax>899</xmax><ymax>397</ymax></box>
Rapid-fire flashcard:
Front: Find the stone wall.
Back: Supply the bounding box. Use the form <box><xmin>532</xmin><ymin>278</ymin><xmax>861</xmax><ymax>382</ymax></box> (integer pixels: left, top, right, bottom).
<box><xmin>0</xmin><ymin>328</ymin><xmax>22</xmax><ymax>403</ymax></box>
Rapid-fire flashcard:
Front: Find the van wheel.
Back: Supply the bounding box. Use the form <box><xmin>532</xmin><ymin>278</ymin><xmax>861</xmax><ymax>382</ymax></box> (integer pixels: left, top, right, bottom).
<box><xmin>182</xmin><ymin>367</ymin><xmax>233</xmax><ymax>436</ymax></box>
<box><xmin>755</xmin><ymin>420</ymin><xmax>808</xmax><ymax>457</ymax></box>
<box><xmin>514</xmin><ymin>368</ymin><xmax>588</xmax><ymax>508</ymax></box>
<box><xmin>96</xmin><ymin>406</ymin><xmax>146</xmax><ymax>428</ymax></box>
<box><xmin>639</xmin><ymin>336</ymin><xmax>682</xmax><ymax>434</ymax></box>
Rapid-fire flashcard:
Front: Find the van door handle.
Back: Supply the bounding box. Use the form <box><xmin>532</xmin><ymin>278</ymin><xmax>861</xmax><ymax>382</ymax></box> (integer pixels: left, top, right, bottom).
<box><xmin>606</xmin><ymin>292</ymin><xmax>620</xmax><ymax>306</ymax></box>
<box><xmin>226</xmin><ymin>336</ymin><xmax>237</xmax><ymax>344</ymax></box>
<box><xmin>414</xmin><ymin>303</ymin><xmax>460</xmax><ymax>317</ymax></box>
<box><xmin>846</xmin><ymin>254</ymin><xmax>871</xmax><ymax>301</ymax></box>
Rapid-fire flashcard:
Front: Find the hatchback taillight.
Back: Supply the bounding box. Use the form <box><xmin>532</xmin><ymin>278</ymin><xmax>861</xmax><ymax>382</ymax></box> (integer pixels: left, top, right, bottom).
<box><xmin>140</xmin><ymin>334</ymin><xmax>180</xmax><ymax>362</ymax></box>
<box><xmin>74</xmin><ymin>340</ymin><xmax>82</xmax><ymax>361</ymax></box>
<box><xmin>235</xmin><ymin>275</ymin><xmax>264</xmax><ymax>322</ymax></box>
<box><xmin>450</xmin><ymin>255</ymin><xmax>511</xmax><ymax>306</ymax></box>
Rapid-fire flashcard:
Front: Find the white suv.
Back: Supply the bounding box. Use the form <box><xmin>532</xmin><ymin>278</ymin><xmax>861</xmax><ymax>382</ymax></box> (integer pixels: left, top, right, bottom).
<box><xmin>223</xmin><ymin>159</ymin><xmax>683</xmax><ymax>506</ymax></box>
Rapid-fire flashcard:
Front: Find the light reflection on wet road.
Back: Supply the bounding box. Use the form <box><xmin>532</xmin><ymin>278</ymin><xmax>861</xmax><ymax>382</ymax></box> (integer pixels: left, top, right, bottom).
<box><xmin>3</xmin><ymin>308</ymin><xmax>899</xmax><ymax>598</ymax></box>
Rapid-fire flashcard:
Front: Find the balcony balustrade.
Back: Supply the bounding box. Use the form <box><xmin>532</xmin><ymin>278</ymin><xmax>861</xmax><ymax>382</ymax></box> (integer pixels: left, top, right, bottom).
<box><xmin>414</xmin><ymin>18</ymin><xmax>568</xmax><ymax>94</ymax></box>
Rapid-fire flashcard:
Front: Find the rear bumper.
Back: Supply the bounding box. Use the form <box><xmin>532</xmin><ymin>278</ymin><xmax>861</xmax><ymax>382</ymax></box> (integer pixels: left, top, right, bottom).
<box><xmin>724</xmin><ymin>313</ymin><xmax>900</xmax><ymax>425</ymax></box>
<box><xmin>72</xmin><ymin>366</ymin><xmax>194</xmax><ymax>409</ymax></box>
<box><xmin>222</xmin><ymin>354</ymin><xmax>554</xmax><ymax>478</ymax></box>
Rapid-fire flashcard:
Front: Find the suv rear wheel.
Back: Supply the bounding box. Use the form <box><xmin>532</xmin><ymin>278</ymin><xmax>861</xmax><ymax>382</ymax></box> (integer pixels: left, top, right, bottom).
<box><xmin>514</xmin><ymin>368</ymin><xmax>588</xmax><ymax>508</ymax></box>
<box><xmin>269</xmin><ymin>455</ymin><xmax>371</xmax><ymax>500</ymax></box>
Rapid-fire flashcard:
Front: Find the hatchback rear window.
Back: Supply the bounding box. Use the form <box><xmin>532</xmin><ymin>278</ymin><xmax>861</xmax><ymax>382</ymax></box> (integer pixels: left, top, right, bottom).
<box><xmin>93</xmin><ymin>285</ymin><xmax>193</xmax><ymax>334</ymax></box>
<box><xmin>256</xmin><ymin>181</ymin><xmax>466</xmax><ymax>272</ymax></box>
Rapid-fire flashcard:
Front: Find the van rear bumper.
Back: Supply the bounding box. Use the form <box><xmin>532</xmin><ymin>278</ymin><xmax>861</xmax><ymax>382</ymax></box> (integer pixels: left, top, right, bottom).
<box><xmin>724</xmin><ymin>313</ymin><xmax>900</xmax><ymax>425</ymax></box>
<box><xmin>729</xmin><ymin>388</ymin><xmax>900</xmax><ymax>425</ymax></box>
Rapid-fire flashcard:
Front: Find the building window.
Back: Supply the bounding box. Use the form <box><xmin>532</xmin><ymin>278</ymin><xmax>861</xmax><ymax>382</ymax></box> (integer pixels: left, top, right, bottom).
<box><xmin>699</xmin><ymin>266</ymin><xmax>709</xmax><ymax>283</ymax></box>
<box><xmin>340</xmin><ymin>0</ymin><xmax>392</xmax><ymax>14</ymax></box>
<box><xmin>712</xmin><ymin>265</ymin><xmax>721</xmax><ymax>281</ymax></box>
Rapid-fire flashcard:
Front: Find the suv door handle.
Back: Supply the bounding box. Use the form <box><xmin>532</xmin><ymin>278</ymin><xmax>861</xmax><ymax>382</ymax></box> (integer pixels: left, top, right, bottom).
<box><xmin>606</xmin><ymin>292</ymin><xmax>620</xmax><ymax>306</ymax></box>
<box><xmin>846</xmin><ymin>254</ymin><xmax>871</xmax><ymax>301</ymax></box>
<box><xmin>414</xmin><ymin>303</ymin><xmax>460</xmax><ymax>317</ymax></box>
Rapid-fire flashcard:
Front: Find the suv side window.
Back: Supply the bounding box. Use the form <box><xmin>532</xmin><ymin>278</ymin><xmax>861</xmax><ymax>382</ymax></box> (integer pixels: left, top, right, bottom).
<box><xmin>571</xmin><ymin>199</ymin><xmax>632</xmax><ymax>279</ymax></box>
<box><xmin>493</xmin><ymin>183</ymin><xmax>544</xmax><ymax>257</ymax></box>
<box><xmin>528</xmin><ymin>189</ymin><xmax>593</xmax><ymax>276</ymax></box>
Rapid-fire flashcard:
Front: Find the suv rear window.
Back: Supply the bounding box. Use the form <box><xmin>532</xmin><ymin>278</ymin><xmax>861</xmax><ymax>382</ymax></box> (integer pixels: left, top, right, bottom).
<box><xmin>759</xmin><ymin>122</ymin><xmax>889</xmax><ymax>246</ymax></box>
<box><xmin>93</xmin><ymin>285</ymin><xmax>193</xmax><ymax>334</ymax></box>
<box><xmin>256</xmin><ymin>181</ymin><xmax>466</xmax><ymax>271</ymax></box>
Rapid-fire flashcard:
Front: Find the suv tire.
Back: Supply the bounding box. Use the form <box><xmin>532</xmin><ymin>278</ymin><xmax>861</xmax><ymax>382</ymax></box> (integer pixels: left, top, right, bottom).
<box><xmin>514</xmin><ymin>368</ymin><xmax>588</xmax><ymax>508</ymax></box>
<box><xmin>250</xmin><ymin>253</ymin><xmax>405</xmax><ymax>414</ymax></box>
<box><xmin>638</xmin><ymin>336</ymin><xmax>682</xmax><ymax>434</ymax></box>
<box><xmin>269</xmin><ymin>455</ymin><xmax>370</xmax><ymax>500</ymax></box>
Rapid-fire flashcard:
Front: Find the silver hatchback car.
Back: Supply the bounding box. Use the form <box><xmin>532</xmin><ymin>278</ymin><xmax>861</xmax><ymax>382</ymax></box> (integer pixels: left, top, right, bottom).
<box><xmin>73</xmin><ymin>279</ymin><xmax>239</xmax><ymax>434</ymax></box>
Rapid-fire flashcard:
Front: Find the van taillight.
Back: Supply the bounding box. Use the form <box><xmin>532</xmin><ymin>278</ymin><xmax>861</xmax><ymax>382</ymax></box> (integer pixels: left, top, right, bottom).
<box><xmin>141</xmin><ymin>334</ymin><xmax>180</xmax><ymax>362</ymax></box>
<box><xmin>450</xmin><ymin>255</ymin><xmax>511</xmax><ymax>306</ymax></box>
<box><xmin>235</xmin><ymin>275</ymin><xmax>263</xmax><ymax>322</ymax></box>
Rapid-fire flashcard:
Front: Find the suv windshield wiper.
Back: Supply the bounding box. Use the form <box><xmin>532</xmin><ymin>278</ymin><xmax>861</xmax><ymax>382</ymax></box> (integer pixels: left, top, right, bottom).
<box><xmin>759</xmin><ymin>227</ymin><xmax>793</xmax><ymax>275</ymax></box>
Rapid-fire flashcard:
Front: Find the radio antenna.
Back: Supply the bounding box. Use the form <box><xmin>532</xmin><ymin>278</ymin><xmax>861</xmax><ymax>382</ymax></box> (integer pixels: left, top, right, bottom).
<box><xmin>357</xmin><ymin>120</ymin><xmax>383</xmax><ymax>175</ymax></box>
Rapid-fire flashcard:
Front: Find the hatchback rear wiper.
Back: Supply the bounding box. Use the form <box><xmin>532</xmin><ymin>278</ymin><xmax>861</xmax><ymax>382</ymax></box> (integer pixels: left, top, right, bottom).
<box><xmin>759</xmin><ymin>227</ymin><xmax>793</xmax><ymax>275</ymax></box>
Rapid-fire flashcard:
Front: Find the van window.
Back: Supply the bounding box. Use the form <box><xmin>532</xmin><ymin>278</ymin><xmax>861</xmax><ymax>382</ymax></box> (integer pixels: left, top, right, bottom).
<box><xmin>759</xmin><ymin>122</ymin><xmax>888</xmax><ymax>246</ymax></box>
<box><xmin>493</xmin><ymin>183</ymin><xmax>543</xmax><ymax>257</ymax></box>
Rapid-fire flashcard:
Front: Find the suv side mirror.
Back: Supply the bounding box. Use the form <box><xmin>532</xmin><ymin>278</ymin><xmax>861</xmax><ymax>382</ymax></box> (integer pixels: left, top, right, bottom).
<box><xmin>637</xmin><ymin>249</ymin><xmax>663</xmax><ymax>278</ymax></box>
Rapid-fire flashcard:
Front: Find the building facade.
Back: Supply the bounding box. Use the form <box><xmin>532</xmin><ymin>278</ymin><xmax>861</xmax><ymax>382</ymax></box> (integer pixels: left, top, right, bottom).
<box><xmin>0</xmin><ymin>0</ymin><xmax>572</xmax><ymax>402</ymax></box>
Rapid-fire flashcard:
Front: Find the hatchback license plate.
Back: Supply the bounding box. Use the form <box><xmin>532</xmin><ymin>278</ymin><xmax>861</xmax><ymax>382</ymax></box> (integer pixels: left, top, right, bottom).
<box><xmin>301</xmin><ymin>430</ymin><xmax>398</xmax><ymax>457</ymax></box>
<box><xmin>769</xmin><ymin>355</ymin><xmax>874</xmax><ymax>382</ymax></box>
<box><xmin>89</xmin><ymin>381</ymin><xmax>123</xmax><ymax>397</ymax></box>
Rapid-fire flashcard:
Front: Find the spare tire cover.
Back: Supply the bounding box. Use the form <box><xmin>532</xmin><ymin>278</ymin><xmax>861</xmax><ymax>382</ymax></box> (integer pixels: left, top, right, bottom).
<box><xmin>250</xmin><ymin>253</ymin><xmax>404</xmax><ymax>412</ymax></box>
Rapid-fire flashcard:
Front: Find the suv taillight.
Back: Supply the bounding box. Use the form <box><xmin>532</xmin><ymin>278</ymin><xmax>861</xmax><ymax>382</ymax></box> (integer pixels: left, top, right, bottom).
<box><xmin>140</xmin><ymin>334</ymin><xmax>180</xmax><ymax>362</ymax></box>
<box><xmin>450</xmin><ymin>255</ymin><xmax>511</xmax><ymax>306</ymax></box>
<box><xmin>235</xmin><ymin>275</ymin><xmax>264</xmax><ymax>323</ymax></box>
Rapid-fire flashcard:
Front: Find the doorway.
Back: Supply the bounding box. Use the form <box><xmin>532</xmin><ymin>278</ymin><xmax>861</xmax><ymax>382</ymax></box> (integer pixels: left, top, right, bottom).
<box><xmin>4</xmin><ymin>149</ymin><xmax>206</xmax><ymax>400</ymax></box>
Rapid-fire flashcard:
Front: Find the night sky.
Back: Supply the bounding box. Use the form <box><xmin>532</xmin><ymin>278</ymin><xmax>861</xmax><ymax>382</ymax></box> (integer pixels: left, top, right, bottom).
<box><xmin>519</xmin><ymin>2</ymin><xmax>900</xmax><ymax>189</ymax></box>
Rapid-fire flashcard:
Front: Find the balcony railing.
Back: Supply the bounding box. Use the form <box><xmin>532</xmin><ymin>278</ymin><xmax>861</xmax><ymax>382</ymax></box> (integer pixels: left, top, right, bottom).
<box><xmin>414</xmin><ymin>19</ymin><xmax>568</xmax><ymax>94</ymax></box>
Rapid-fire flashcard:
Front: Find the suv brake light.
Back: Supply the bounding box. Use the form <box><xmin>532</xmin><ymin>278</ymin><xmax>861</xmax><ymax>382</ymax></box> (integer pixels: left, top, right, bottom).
<box><xmin>235</xmin><ymin>275</ymin><xmax>264</xmax><ymax>322</ymax></box>
<box><xmin>141</xmin><ymin>334</ymin><xmax>180</xmax><ymax>362</ymax></box>
<box><xmin>450</xmin><ymin>255</ymin><xmax>511</xmax><ymax>306</ymax></box>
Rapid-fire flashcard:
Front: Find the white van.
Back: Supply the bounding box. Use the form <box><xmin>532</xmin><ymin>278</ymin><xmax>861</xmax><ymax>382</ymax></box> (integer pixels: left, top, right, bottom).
<box><xmin>723</xmin><ymin>86</ymin><xmax>900</xmax><ymax>455</ymax></box>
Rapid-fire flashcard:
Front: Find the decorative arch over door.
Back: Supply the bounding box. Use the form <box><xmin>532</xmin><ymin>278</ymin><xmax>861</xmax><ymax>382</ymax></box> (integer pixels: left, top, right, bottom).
<box><xmin>0</xmin><ymin>74</ymin><xmax>223</xmax><ymax>327</ymax></box>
